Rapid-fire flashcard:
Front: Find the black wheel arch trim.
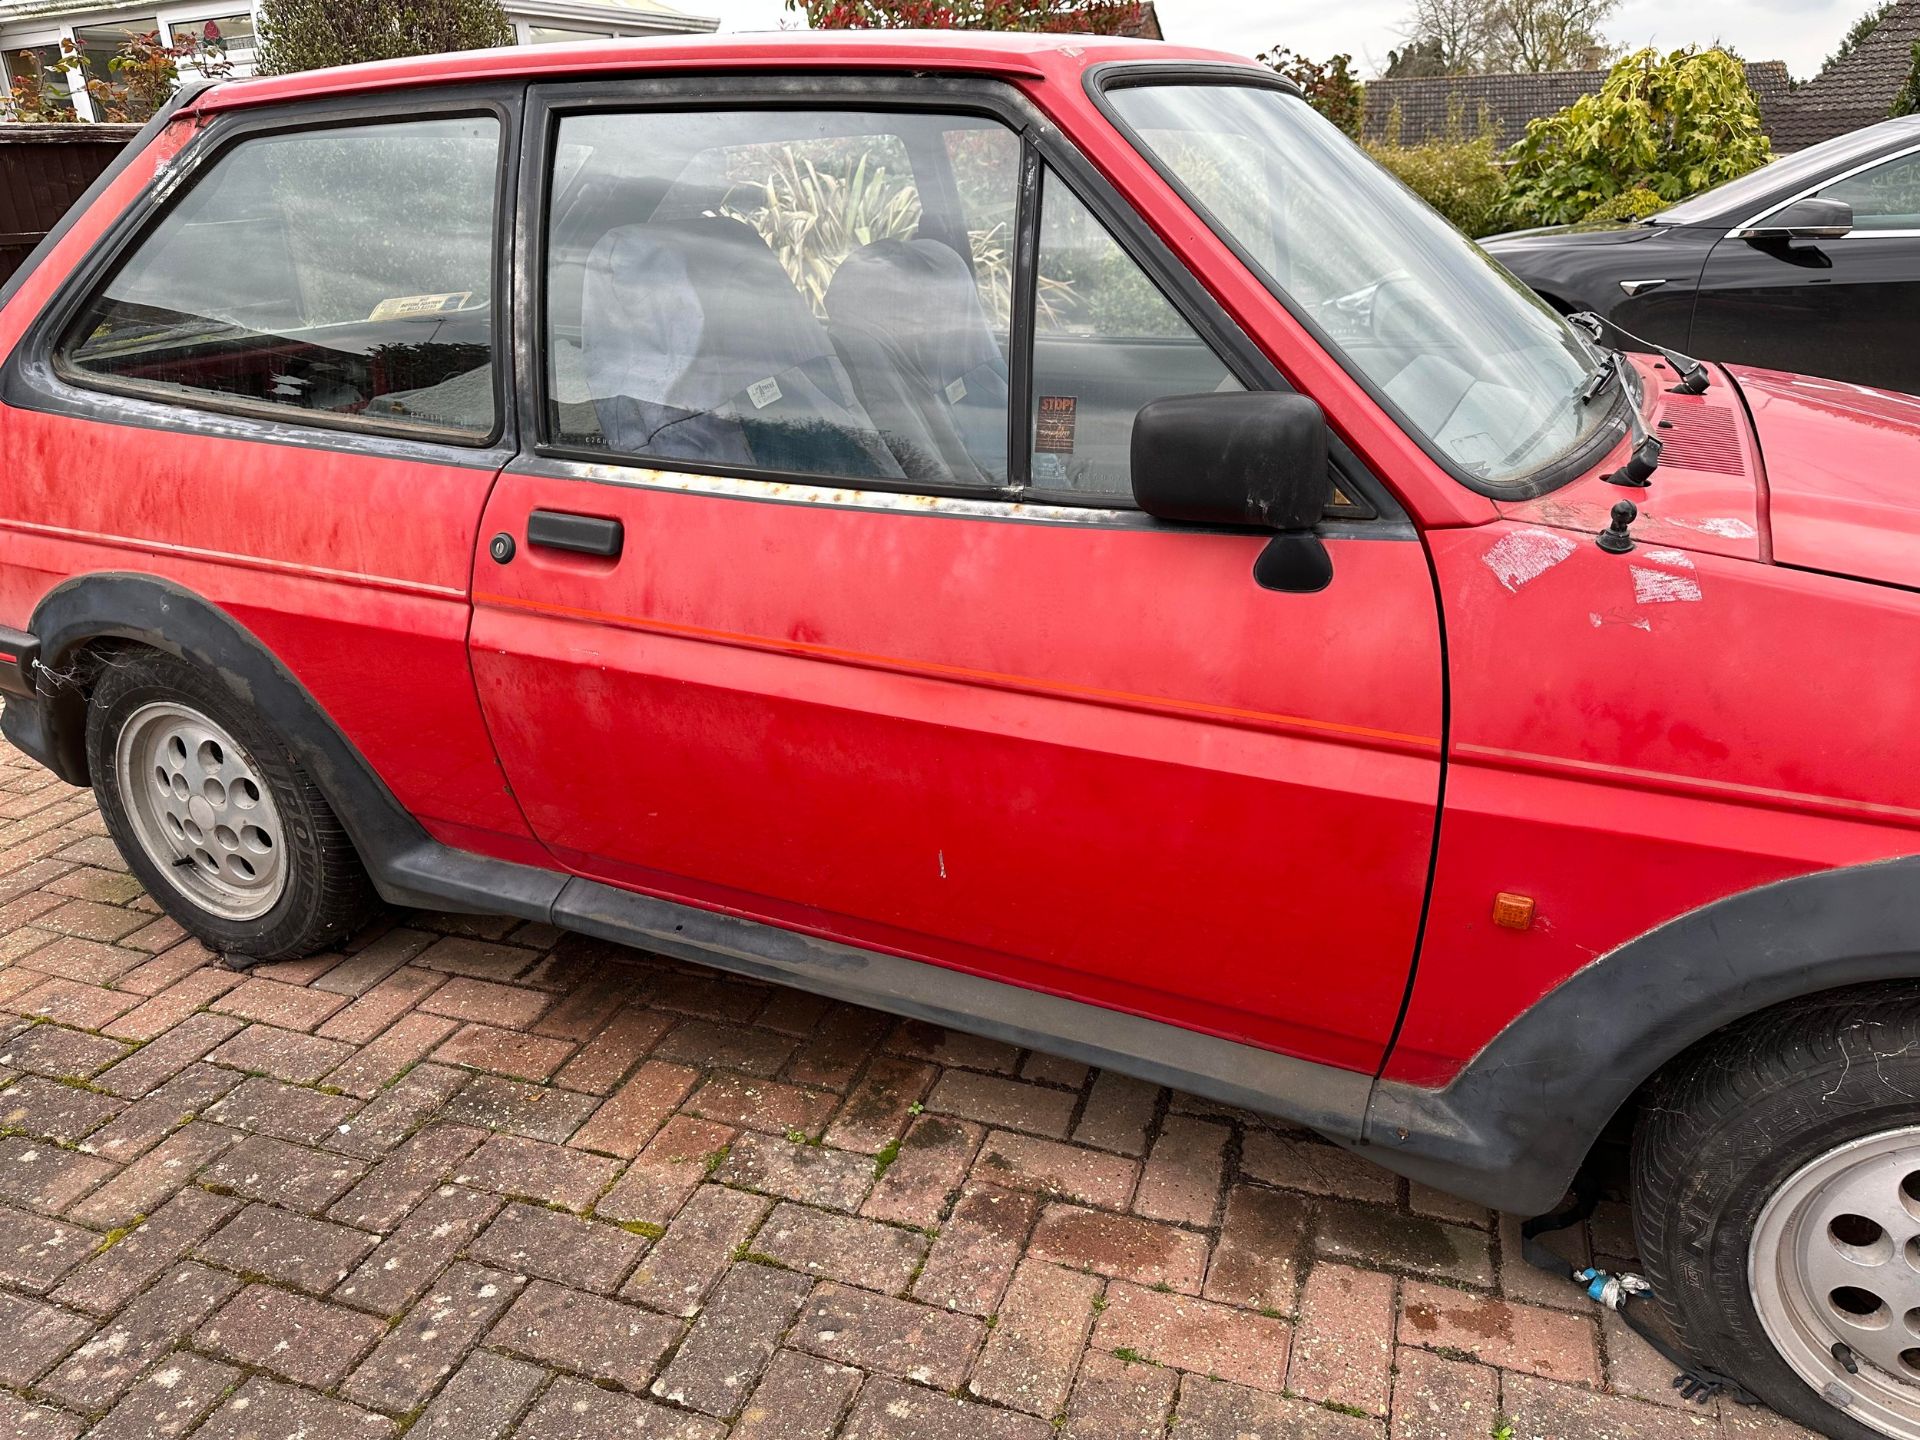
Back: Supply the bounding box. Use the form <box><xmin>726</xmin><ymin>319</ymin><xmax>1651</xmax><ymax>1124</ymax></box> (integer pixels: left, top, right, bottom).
<box><xmin>1365</xmin><ymin>851</ymin><xmax>1920</xmax><ymax>1213</ymax></box>
<box><xmin>0</xmin><ymin>571</ymin><xmax>556</xmax><ymax>917</ymax></box>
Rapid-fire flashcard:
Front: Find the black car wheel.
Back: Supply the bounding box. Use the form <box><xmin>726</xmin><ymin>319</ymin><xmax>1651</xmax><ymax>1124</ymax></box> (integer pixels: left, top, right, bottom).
<box><xmin>87</xmin><ymin>647</ymin><xmax>378</xmax><ymax>960</ymax></box>
<box><xmin>1634</xmin><ymin>986</ymin><xmax>1920</xmax><ymax>1440</ymax></box>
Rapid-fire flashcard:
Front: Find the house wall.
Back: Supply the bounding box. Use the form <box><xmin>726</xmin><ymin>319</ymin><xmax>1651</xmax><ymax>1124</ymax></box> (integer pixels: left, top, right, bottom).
<box><xmin>2</xmin><ymin>0</ymin><xmax>714</xmax><ymax>119</ymax></box>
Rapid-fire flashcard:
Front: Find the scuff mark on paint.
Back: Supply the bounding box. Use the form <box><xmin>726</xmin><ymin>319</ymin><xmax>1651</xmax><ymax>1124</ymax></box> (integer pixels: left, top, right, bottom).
<box><xmin>1590</xmin><ymin>609</ymin><xmax>1653</xmax><ymax>632</ymax></box>
<box><xmin>1667</xmin><ymin>516</ymin><xmax>1756</xmax><ymax>539</ymax></box>
<box><xmin>1632</xmin><ymin>566</ymin><xmax>1704</xmax><ymax>604</ymax></box>
<box><xmin>1641</xmin><ymin>548</ymin><xmax>1694</xmax><ymax>569</ymax></box>
<box><xmin>1482</xmin><ymin>528</ymin><xmax>1578</xmax><ymax>592</ymax></box>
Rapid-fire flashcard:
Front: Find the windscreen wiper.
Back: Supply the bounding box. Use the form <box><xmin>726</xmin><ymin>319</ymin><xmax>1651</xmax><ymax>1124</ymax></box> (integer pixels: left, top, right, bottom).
<box><xmin>1580</xmin><ymin>350</ymin><xmax>1620</xmax><ymax>407</ymax></box>
<box><xmin>1570</xmin><ymin>321</ymin><xmax>1663</xmax><ymax>488</ymax></box>
<box><xmin>1569</xmin><ymin>310</ymin><xmax>1710</xmax><ymax>395</ymax></box>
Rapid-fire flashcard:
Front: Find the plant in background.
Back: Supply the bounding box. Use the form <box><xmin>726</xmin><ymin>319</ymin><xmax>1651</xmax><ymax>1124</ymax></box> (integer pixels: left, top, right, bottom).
<box><xmin>2</xmin><ymin>29</ymin><xmax>230</xmax><ymax>123</ymax></box>
<box><xmin>4</xmin><ymin>43</ymin><xmax>81</xmax><ymax>121</ymax></box>
<box><xmin>1826</xmin><ymin>0</ymin><xmax>1896</xmax><ymax>74</ymax></box>
<box><xmin>1894</xmin><ymin>40</ymin><xmax>1920</xmax><ymax>117</ymax></box>
<box><xmin>1366</xmin><ymin>103</ymin><xmax>1510</xmax><ymax>236</ymax></box>
<box><xmin>725</xmin><ymin>147</ymin><xmax>924</xmax><ymax>316</ymax></box>
<box><xmin>1383</xmin><ymin>37</ymin><xmax>1455</xmax><ymax>77</ymax></box>
<box><xmin>1258</xmin><ymin>47</ymin><xmax>1366</xmax><ymax>136</ymax></box>
<box><xmin>1398</xmin><ymin>0</ymin><xmax>1491</xmax><ymax>74</ymax></box>
<box><xmin>1502</xmin><ymin>46</ymin><xmax>1771</xmax><ymax>227</ymax></box>
<box><xmin>722</xmin><ymin>139</ymin><xmax>1075</xmax><ymax>330</ymax></box>
<box><xmin>1582</xmin><ymin>184</ymin><xmax>1667</xmax><ymax>221</ymax></box>
<box><xmin>103</xmin><ymin>27</ymin><xmax>231</xmax><ymax>119</ymax></box>
<box><xmin>1482</xmin><ymin>0</ymin><xmax>1618</xmax><ymax>73</ymax></box>
<box><xmin>964</xmin><ymin>220</ymin><xmax>1076</xmax><ymax>330</ymax></box>
<box><xmin>1395</xmin><ymin>0</ymin><xmax>1616</xmax><ymax>75</ymax></box>
<box><xmin>255</xmin><ymin>0</ymin><xmax>512</xmax><ymax>75</ymax></box>
<box><xmin>787</xmin><ymin>0</ymin><xmax>1141</xmax><ymax>33</ymax></box>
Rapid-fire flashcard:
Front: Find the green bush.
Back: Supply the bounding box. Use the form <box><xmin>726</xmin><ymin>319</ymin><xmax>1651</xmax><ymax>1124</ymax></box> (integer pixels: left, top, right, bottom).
<box><xmin>255</xmin><ymin>0</ymin><xmax>511</xmax><ymax>75</ymax></box>
<box><xmin>1894</xmin><ymin>40</ymin><xmax>1920</xmax><ymax>117</ymax></box>
<box><xmin>1258</xmin><ymin>47</ymin><xmax>1365</xmax><ymax>137</ymax></box>
<box><xmin>1367</xmin><ymin>134</ymin><xmax>1510</xmax><ymax>237</ymax></box>
<box><xmin>1502</xmin><ymin>47</ymin><xmax>1771</xmax><ymax>228</ymax></box>
<box><xmin>1583</xmin><ymin>185</ymin><xmax>1668</xmax><ymax>222</ymax></box>
<box><xmin>1364</xmin><ymin>106</ymin><xmax>1510</xmax><ymax>238</ymax></box>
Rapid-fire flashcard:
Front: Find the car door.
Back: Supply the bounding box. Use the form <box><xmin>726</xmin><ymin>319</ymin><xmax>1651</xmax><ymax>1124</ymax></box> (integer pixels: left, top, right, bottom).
<box><xmin>1692</xmin><ymin>145</ymin><xmax>1920</xmax><ymax>394</ymax></box>
<box><xmin>468</xmin><ymin>81</ymin><xmax>1444</xmax><ymax>1073</ymax></box>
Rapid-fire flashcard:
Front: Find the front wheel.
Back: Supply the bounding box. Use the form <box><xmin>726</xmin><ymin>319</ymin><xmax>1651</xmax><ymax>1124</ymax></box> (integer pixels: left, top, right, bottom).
<box><xmin>1633</xmin><ymin>987</ymin><xmax>1920</xmax><ymax>1440</ymax></box>
<box><xmin>86</xmin><ymin>648</ymin><xmax>378</xmax><ymax>960</ymax></box>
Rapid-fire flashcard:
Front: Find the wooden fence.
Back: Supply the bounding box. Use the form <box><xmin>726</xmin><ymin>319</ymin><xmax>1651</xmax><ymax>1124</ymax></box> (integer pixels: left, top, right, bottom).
<box><xmin>0</xmin><ymin>124</ymin><xmax>140</xmax><ymax>288</ymax></box>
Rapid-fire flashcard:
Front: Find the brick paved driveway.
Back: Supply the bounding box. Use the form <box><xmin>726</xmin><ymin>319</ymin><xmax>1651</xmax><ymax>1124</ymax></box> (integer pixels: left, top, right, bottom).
<box><xmin>0</xmin><ymin>737</ymin><xmax>1821</xmax><ymax>1440</ymax></box>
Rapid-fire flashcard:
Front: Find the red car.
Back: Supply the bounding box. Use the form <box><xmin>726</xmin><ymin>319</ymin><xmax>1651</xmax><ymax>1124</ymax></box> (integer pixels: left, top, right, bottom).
<box><xmin>2</xmin><ymin>34</ymin><xmax>1917</xmax><ymax>1436</ymax></box>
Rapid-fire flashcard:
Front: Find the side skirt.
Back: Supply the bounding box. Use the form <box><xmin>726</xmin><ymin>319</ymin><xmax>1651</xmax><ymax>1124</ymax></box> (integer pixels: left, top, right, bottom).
<box><xmin>379</xmin><ymin>836</ymin><xmax>1379</xmax><ymax>1151</ymax></box>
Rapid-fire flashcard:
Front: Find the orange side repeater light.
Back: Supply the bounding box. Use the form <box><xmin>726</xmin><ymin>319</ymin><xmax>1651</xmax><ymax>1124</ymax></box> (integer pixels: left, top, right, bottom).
<box><xmin>1492</xmin><ymin>892</ymin><xmax>1536</xmax><ymax>931</ymax></box>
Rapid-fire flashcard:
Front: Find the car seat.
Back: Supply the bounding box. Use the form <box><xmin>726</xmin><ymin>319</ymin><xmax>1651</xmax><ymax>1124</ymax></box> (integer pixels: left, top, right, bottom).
<box><xmin>581</xmin><ymin>215</ymin><xmax>904</xmax><ymax>481</ymax></box>
<box><xmin>823</xmin><ymin>237</ymin><xmax>1010</xmax><ymax>486</ymax></box>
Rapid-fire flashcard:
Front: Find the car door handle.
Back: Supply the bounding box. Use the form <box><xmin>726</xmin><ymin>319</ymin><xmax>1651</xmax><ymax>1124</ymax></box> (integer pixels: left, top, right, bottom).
<box><xmin>527</xmin><ymin>510</ymin><xmax>623</xmax><ymax>559</ymax></box>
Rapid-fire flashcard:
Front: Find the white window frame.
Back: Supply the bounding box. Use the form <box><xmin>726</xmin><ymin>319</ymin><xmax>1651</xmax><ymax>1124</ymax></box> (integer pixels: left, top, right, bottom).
<box><xmin>511</xmin><ymin>20</ymin><xmax>619</xmax><ymax>43</ymax></box>
<box><xmin>2</xmin><ymin>3</ymin><xmax>257</xmax><ymax>120</ymax></box>
<box><xmin>157</xmin><ymin>4</ymin><xmax>260</xmax><ymax>82</ymax></box>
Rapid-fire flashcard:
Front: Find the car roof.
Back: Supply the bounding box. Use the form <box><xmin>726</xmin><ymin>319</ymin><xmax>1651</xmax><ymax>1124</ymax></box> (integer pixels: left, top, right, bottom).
<box><xmin>183</xmin><ymin>30</ymin><xmax>1263</xmax><ymax>115</ymax></box>
<box><xmin>1656</xmin><ymin>111</ymin><xmax>1920</xmax><ymax>226</ymax></box>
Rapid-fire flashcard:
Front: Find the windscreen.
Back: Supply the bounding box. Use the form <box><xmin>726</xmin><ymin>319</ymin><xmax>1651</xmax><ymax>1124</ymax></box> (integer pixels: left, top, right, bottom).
<box><xmin>1108</xmin><ymin>81</ymin><xmax>1619</xmax><ymax>491</ymax></box>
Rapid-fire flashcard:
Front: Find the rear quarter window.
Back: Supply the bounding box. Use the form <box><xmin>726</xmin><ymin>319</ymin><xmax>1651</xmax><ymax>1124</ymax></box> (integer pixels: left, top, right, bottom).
<box><xmin>58</xmin><ymin>114</ymin><xmax>502</xmax><ymax>441</ymax></box>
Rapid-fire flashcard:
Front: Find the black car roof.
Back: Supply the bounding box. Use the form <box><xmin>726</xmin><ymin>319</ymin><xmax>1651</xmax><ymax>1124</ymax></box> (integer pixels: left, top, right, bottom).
<box><xmin>1657</xmin><ymin>113</ymin><xmax>1920</xmax><ymax>228</ymax></box>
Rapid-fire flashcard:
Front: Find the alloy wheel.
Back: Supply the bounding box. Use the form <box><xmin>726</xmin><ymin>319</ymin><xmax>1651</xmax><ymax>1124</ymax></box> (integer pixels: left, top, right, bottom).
<box><xmin>114</xmin><ymin>698</ymin><xmax>287</xmax><ymax>923</ymax></box>
<box><xmin>1751</xmin><ymin>1126</ymin><xmax>1920</xmax><ymax>1438</ymax></box>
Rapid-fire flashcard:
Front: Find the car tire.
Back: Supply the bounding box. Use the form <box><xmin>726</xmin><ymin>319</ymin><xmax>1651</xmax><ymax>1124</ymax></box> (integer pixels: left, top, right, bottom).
<box><xmin>1632</xmin><ymin>986</ymin><xmax>1920</xmax><ymax>1440</ymax></box>
<box><xmin>86</xmin><ymin>647</ymin><xmax>378</xmax><ymax>961</ymax></box>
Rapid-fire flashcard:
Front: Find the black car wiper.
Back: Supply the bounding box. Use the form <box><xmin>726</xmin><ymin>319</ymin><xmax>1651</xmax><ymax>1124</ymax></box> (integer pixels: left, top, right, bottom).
<box><xmin>1570</xmin><ymin>310</ymin><xmax>1710</xmax><ymax>394</ymax></box>
<box><xmin>1569</xmin><ymin>320</ymin><xmax>1663</xmax><ymax>488</ymax></box>
<box><xmin>1580</xmin><ymin>350</ymin><xmax>1620</xmax><ymax>406</ymax></box>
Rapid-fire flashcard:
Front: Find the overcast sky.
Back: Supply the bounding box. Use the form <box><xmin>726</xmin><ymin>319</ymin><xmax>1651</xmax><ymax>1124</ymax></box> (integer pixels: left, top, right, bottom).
<box><xmin>692</xmin><ymin>0</ymin><xmax>1866</xmax><ymax>82</ymax></box>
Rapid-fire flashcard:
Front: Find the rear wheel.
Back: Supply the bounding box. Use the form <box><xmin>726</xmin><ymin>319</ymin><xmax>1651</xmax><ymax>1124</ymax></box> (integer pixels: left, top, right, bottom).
<box><xmin>86</xmin><ymin>648</ymin><xmax>377</xmax><ymax>960</ymax></box>
<box><xmin>1633</xmin><ymin>988</ymin><xmax>1920</xmax><ymax>1440</ymax></box>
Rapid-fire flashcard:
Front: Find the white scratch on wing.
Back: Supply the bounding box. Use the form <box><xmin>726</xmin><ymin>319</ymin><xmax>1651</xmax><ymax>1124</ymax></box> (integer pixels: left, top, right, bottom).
<box><xmin>1590</xmin><ymin>610</ymin><xmax>1653</xmax><ymax>632</ymax></box>
<box><xmin>1641</xmin><ymin>548</ymin><xmax>1694</xmax><ymax>569</ymax></box>
<box><xmin>1482</xmin><ymin>528</ymin><xmax>1578</xmax><ymax>592</ymax></box>
<box><xmin>1668</xmin><ymin>516</ymin><xmax>1756</xmax><ymax>539</ymax></box>
<box><xmin>1632</xmin><ymin>566</ymin><xmax>1703</xmax><ymax>604</ymax></box>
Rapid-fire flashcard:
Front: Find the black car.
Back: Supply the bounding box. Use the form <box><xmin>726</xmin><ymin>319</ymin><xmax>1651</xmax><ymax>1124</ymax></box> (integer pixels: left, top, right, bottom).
<box><xmin>1483</xmin><ymin>114</ymin><xmax>1920</xmax><ymax>394</ymax></box>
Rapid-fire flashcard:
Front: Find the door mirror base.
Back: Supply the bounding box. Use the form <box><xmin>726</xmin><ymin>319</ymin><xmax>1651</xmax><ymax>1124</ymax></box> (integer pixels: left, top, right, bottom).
<box><xmin>1253</xmin><ymin>533</ymin><xmax>1333</xmax><ymax>594</ymax></box>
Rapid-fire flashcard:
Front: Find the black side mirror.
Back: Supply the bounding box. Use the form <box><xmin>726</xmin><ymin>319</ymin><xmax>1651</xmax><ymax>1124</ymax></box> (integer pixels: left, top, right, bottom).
<box><xmin>1131</xmin><ymin>392</ymin><xmax>1335</xmax><ymax>593</ymax></box>
<box><xmin>1739</xmin><ymin>196</ymin><xmax>1853</xmax><ymax>242</ymax></box>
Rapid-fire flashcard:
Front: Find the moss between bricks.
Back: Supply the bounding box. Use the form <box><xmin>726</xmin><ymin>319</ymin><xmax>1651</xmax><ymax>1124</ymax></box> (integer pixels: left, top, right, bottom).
<box><xmin>91</xmin><ymin>1214</ymin><xmax>146</xmax><ymax>1252</ymax></box>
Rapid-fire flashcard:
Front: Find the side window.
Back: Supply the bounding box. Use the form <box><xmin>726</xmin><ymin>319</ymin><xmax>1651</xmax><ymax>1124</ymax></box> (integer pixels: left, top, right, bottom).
<box><xmin>1030</xmin><ymin>169</ymin><xmax>1240</xmax><ymax>499</ymax></box>
<box><xmin>1816</xmin><ymin>152</ymin><xmax>1920</xmax><ymax>232</ymax></box>
<box><xmin>61</xmin><ymin>116</ymin><xmax>501</xmax><ymax>439</ymax></box>
<box><xmin>544</xmin><ymin>110</ymin><xmax>1016</xmax><ymax>488</ymax></box>
<box><xmin>942</xmin><ymin>124</ymin><xmax>1021</xmax><ymax>337</ymax></box>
